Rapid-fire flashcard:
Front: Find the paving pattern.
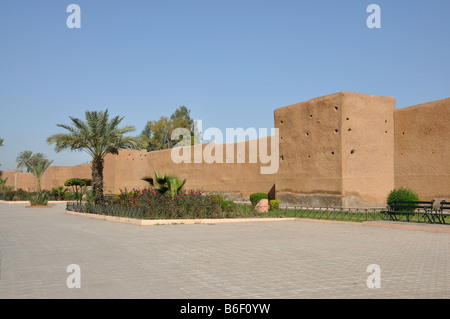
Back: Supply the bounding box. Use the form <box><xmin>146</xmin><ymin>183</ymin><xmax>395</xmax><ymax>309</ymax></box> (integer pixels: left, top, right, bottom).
<box><xmin>0</xmin><ymin>202</ymin><xmax>448</xmax><ymax>299</ymax></box>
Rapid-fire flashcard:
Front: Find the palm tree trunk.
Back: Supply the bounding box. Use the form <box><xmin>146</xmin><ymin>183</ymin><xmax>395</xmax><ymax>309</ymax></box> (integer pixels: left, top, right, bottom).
<box><xmin>91</xmin><ymin>157</ymin><xmax>104</xmax><ymax>204</ymax></box>
<box><xmin>36</xmin><ymin>176</ymin><xmax>41</xmax><ymax>193</ymax></box>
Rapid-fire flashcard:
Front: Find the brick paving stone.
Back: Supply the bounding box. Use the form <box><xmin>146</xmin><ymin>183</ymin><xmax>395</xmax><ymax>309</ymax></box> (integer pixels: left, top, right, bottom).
<box><xmin>0</xmin><ymin>202</ymin><xmax>448</xmax><ymax>299</ymax></box>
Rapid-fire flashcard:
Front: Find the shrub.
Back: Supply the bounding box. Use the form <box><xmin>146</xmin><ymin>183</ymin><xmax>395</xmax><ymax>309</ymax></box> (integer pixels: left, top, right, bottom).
<box><xmin>2</xmin><ymin>186</ymin><xmax>15</xmax><ymax>201</ymax></box>
<box><xmin>142</xmin><ymin>172</ymin><xmax>186</xmax><ymax>199</ymax></box>
<box><xmin>269</xmin><ymin>199</ymin><xmax>280</xmax><ymax>211</ymax></box>
<box><xmin>387</xmin><ymin>187</ymin><xmax>419</xmax><ymax>211</ymax></box>
<box><xmin>249</xmin><ymin>193</ymin><xmax>268</xmax><ymax>206</ymax></box>
<box><xmin>110</xmin><ymin>188</ymin><xmax>223</xmax><ymax>219</ymax></box>
<box><xmin>221</xmin><ymin>200</ymin><xmax>236</xmax><ymax>212</ymax></box>
<box><xmin>15</xmin><ymin>188</ymin><xmax>31</xmax><ymax>201</ymax></box>
<box><xmin>212</xmin><ymin>194</ymin><xmax>223</xmax><ymax>205</ymax></box>
<box><xmin>51</xmin><ymin>187</ymin><xmax>68</xmax><ymax>201</ymax></box>
<box><xmin>29</xmin><ymin>192</ymin><xmax>49</xmax><ymax>206</ymax></box>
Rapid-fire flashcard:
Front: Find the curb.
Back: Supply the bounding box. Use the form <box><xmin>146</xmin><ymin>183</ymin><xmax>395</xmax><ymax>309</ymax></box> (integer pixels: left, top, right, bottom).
<box><xmin>65</xmin><ymin>210</ymin><xmax>450</xmax><ymax>233</ymax></box>
<box><xmin>65</xmin><ymin>210</ymin><xmax>297</xmax><ymax>226</ymax></box>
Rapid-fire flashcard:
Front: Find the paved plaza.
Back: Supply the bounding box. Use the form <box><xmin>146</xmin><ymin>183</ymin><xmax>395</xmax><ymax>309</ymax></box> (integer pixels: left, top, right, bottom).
<box><xmin>0</xmin><ymin>202</ymin><xmax>448</xmax><ymax>299</ymax></box>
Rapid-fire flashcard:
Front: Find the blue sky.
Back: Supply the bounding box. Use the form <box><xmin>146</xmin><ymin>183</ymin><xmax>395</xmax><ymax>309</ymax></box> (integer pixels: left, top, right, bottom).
<box><xmin>0</xmin><ymin>0</ymin><xmax>449</xmax><ymax>171</ymax></box>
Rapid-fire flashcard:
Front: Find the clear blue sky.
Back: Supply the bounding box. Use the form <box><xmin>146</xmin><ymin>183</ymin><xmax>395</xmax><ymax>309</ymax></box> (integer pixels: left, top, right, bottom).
<box><xmin>0</xmin><ymin>0</ymin><xmax>449</xmax><ymax>171</ymax></box>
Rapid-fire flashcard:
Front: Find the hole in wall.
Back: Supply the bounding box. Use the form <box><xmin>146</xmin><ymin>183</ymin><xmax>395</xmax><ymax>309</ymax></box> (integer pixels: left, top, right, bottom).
<box><xmin>308</xmin><ymin>155</ymin><xmax>311</xmax><ymax>159</ymax></box>
<box><xmin>402</xmin><ymin>132</ymin><xmax>405</xmax><ymax>135</ymax></box>
<box><xmin>350</xmin><ymin>149</ymin><xmax>355</xmax><ymax>154</ymax></box>
<box><xmin>346</xmin><ymin>117</ymin><xmax>349</xmax><ymax>121</ymax></box>
<box><xmin>280</xmin><ymin>120</ymin><xmax>284</xmax><ymax>124</ymax></box>
<box><xmin>309</xmin><ymin>114</ymin><xmax>313</xmax><ymax>118</ymax></box>
<box><xmin>331</xmin><ymin>151</ymin><xmax>335</xmax><ymax>155</ymax></box>
<box><xmin>385</xmin><ymin>131</ymin><xmax>388</xmax><ymax>133</ymax></box>
<box><xmin>335</xmin><ymin>129</ymin><xmax>339</xmax><ymax>133</ymax></box>
<box><xmin>306</xmin><ymin>132</ymin><xmax>309</xmax><ymax>136</ymax></box>
<box><xmin>334</xmin><ymin>106</ymin><xmax>339</xmax><ymax>111</ymax></box>
<box><xmin>348</xmin><ymin>128</ymin><xmax>352</xmax><ymax>132</ymax></box>
<box><xmin>280</xmin><ymin>155</ymin><xmax>284</xmax><ymax>160</ymax></box>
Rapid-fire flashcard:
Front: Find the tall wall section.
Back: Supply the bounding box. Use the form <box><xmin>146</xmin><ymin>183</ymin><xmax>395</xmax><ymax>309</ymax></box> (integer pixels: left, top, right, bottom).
<box><xmin>274</xmin><ymin>91</ymin><xmax>395</xmax><ymax>207</ymax></box>
<box><xmin>394</xmin><ymin>97</ymin><xmax>450</xmax><ymax>201</ymax></box>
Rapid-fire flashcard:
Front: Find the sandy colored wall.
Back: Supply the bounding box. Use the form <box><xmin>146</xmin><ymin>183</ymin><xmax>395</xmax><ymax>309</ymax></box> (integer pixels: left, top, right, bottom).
<box><xmin>2</xmin><ymin>137</ymin><xmax>276</xmax><ymax>200</ymax></box>
<box><xmin>274</xmin><ymin>91</ymin><xmax>395</xmax><ymax>207</ymax></box>
<box><xmin>1</xmin><ymin>170</ymin><xmax>36</xmax><ymax>191</ymax></box>
<box><xmin>340</xmin><ymin>93</ymin><xmax>395</xmax><ymax>207</ymax></box>
<box><xmin>104</xmin><ymin>137</ymin><xmax>276</xmax><ymax>199</ymax></box>
<box><xmin>2</xmin><ymin>164</ymin><xmax>91</xmax><ymax>191</ymax></box>
<box><xmin>394</xmin><ymin>97</ymin><xmax>450</xmax><ymax>201</ymax></box>
<box><xmin>274</xmin><ymin>92</ymin><xmax>343</xmax><ymax>206</ymax></box>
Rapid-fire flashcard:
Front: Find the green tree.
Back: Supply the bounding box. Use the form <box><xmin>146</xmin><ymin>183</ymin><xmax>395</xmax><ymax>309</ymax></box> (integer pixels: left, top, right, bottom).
<box><xmin>16</xmin><ymin>150</ymin><xmax>34</xmax><ymax>172</ymax></box>
<box><xmin>64</xmin><ymin>178</ymin><xmax>92</xmax><ymax>204</ymax></box>
<box><xmin>47</xmin><ymin>109</ymin><xmax>143</xmax><ymax>204</ymax></box>
<box><xmin>141</xmin><ymin>105</ymin><xmax>199</xmax><ymax>151</ymax></box>
<box><xmin>28</xmin><ymin>153</ymin><xmax>53</xmax><ymax>192</ymax></box>
<box><xmin>0</xmin><ymin>138</ymin><xmax>4</xmax><ymax>147</ymax></box>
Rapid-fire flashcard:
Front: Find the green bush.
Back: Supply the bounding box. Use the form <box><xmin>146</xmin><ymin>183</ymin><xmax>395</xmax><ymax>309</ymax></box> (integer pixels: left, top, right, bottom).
<box><xmin>221</xmin><ymin>200</ymin><xmax>236</xmax><ymax>212</ymax></box>
<box><xmin>211</xmin><ymin>194</ymin><xmax>224</xmax><ymax>205</ymax></box>
<box><xmin>249</xmin><ymin>193</ymin><xmax>268</xmax><ymax>206</ymax></box>
<box><xmin>2</xmin><ymin>186</ymin><xmax>15</xmax><ymax>201</ymax></box>
<box><xmin>29</xmin><ymin>192</ymin><xmax>49</xmax><ymax>206</ymax></box>
<box><xmin>387</xmin><ymin>187</ymin><xmax>419</xmax><ymax>211</ymax></box>
<box><xmin>269</xmin><ymin>199</ymin><xmax>280</xmax><ymax>211</ymax></box>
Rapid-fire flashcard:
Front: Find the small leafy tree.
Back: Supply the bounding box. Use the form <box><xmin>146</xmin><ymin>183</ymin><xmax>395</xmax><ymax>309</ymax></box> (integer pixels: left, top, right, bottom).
<box><xmin>65</xmin><ymin>178</ymin><xmax>92</xmax><ymax>204</ymax></box>
<box><xmin>142</xmin><ymin>171</ymin><xmax>186</xmax><ymax>199</ymax></box>
<box><xmin>0</xmin><ymin>138</ymin><xmax>4</xmax><ymax>147</ymax></box>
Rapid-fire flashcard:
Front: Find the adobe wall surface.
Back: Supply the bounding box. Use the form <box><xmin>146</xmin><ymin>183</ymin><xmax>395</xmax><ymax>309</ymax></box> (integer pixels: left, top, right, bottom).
<box><xmin>2</xmin><ymin>139</ymin><xmax>275</xmax><ymax>200</ymax></box>
<box><xmin>103</xmin><ymin>137</ymin><xmax>276</xmax><ymax>199</ymax></box>
<box><xmin>274</xmin><ymin>92</ymin><xmax>343</xmax><ymax>206</ymax></box>
<box><xmin>1</xmin><ymin>170</ymin><xmax>35</xmax><ymax>191</ymax></box>
<box><xmin>340</xmin><ymin>93</ymin><xmax>395</xmax><ymax>207</ymax></box>
<box><xmin>2</xmin><ymin>164</ymin><xmax>91</xmax><ymax>191</ymax></box>
<box><xmin>274</xmin><ymin>91</ymin><xmax>395</xmax><ymax>207</ymax></box>
<box><xmin>394</xmin><ymin>97</ymin><xmax>450</xmax><ymax>201</ymax></box>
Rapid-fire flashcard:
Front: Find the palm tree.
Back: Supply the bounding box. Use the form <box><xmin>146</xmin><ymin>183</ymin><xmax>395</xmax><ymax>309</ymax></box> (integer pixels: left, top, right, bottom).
<box><xmin>16</xmin><ymin>150</ymin><xmax>34</xmax><ymax>172</ymax></box>
<box><xmin>28</xmin><ymin>153</ymin><xmax>53</xmax><ymax>192</ymax></box>
<box><xmin>47</xmin><ymin>109</ymin><xmax>143</xmax><ymax>204</ymax></box>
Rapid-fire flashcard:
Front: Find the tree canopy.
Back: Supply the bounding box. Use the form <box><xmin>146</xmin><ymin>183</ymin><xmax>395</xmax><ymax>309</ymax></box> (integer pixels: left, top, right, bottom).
<box><xmin>47</xmin><ymin>109</ymin><xmax>143</xmax><ymax>203</ymax></box>
<box><xmin>141</xmin><ymin>106</ymin><xmax>199</xmax><ymax>151</ymax></box>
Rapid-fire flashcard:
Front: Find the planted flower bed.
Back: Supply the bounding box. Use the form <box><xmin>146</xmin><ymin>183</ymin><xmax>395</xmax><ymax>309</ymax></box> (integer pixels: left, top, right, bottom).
<box><xmin>67</xmin><ymin>189</ymin><xmax>260</xmax><ymax>220</ymax></box>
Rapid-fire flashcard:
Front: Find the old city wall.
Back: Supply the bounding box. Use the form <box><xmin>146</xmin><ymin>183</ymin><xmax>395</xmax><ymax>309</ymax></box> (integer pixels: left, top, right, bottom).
<box><xmin>3</xmin><ymin>137</ymin><xmax>276</xmax><ymax>200</ymax></box>
<box><xmin>2</xmin><ymin>92</ymin><xmax>449</xmax><ymax>206</ymax></box>
<box><xmin>274</xmin><ymin>91</ymin><xmax>395</xmax><ymax>207</ymax></box>
<box><xmin>394</xmin><ymin>97</ymin><xmax>450</xmax><ymax>201</ymax></box>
